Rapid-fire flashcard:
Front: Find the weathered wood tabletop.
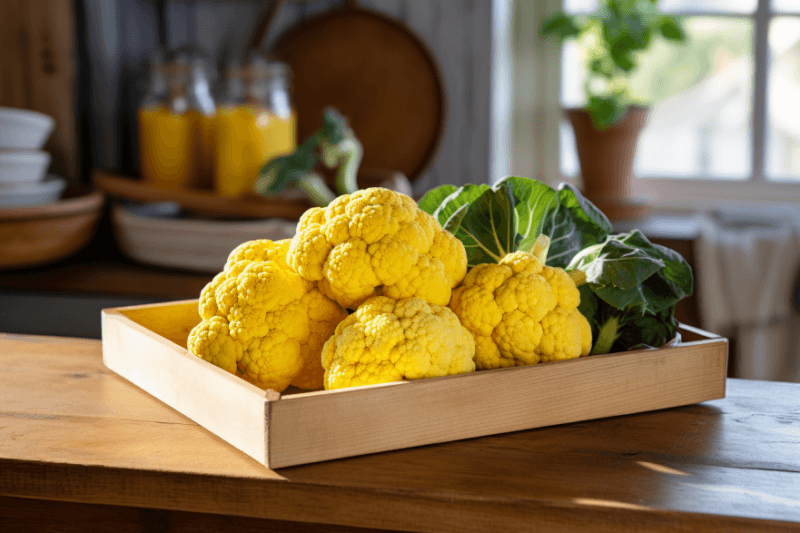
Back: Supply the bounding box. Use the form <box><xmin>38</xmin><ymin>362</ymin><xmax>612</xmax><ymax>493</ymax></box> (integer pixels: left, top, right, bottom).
<box><xmin>1</xmin><ymin>333</ymin><xmax>799</xmax><ymax>532</ymax></box>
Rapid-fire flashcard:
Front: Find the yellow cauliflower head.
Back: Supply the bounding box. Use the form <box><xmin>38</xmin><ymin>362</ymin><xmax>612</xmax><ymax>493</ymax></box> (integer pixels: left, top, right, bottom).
<box><xmin>287</xmin><ymin>188</ymin><xmax>467</xmax><ymax>309</ymax></box>
<box><xmin>449</xmin><ymin>251</ymin><xmax>591</xmax><ymax>370</ymax></box>
<box><xmin>188</xmin><ymin>239</ymin><xmax>347</xmax><ymax>391</ymax></box>
<box><xmin>321</xmin><ymin>296</ymin><xmax>476</xmax><ymax>390</ymax></box>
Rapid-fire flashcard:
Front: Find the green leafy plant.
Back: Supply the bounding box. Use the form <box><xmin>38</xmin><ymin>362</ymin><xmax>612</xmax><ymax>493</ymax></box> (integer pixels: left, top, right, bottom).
<box><xmin>568</xmin><ymin>230</ymin><xmax>693</xmax><ymax>353</ymax></box>
<box><xmin>418</xmin><ymin>177</ymin><xmax>613</xmax><ymax>268</ymax></box>
<box><xmin>419</xmin><ymin>177</ymin><xmax>695</xmax><ymax>353</ymax></box>
<box><xmin>254</xmin><ymin>107</ymin><xmax>363</xmax><ymax>207</ymax></box>
<box><xmin>541</xmin><ymin>0</ymin><xmax>687</xmax><ymax>129</ymax></box>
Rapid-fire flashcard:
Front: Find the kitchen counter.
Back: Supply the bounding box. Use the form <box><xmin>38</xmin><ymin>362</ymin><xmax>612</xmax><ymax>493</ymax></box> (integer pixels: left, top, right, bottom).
<box><xmin>2</xmin><ymin>333</ymin><xmax>799</xmax><ymax>532</ymax></box>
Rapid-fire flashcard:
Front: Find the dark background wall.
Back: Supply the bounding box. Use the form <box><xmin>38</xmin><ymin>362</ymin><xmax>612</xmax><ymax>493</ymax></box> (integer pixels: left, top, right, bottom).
<box><xmin>78</xmin><ymin>0</ymin><xmax>496</xmax><ymax>195</ymax></box>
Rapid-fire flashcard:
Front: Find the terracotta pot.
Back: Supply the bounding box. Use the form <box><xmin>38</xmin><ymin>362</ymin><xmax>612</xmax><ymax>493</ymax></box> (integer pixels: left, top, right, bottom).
<box><xmin>565</xmin><ymin>106</ymin><xmax>648</xmax><ymax>201</ymax></box>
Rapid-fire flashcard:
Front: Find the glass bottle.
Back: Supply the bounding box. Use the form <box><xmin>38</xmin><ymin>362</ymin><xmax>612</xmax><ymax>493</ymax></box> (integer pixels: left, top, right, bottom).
<box><xmin>214</xmin><ymin>52</ymin><xmax>297</xmax><ymax>197</ymax></box>
<box><xmin>137</xmin><ymin>47</ymin><xmax>217</xmax><ymax>190</ymax></box>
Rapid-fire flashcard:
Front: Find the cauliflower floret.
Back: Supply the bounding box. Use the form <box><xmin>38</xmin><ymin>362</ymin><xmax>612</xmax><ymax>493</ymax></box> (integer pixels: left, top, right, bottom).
<box><xmin>188</xmin><ymin>239</ymin><xmax>347</xmax><ymax>391</ymax></box>
<box><xmin>449</xmin><ymin>251</ymin><xmax>591</xmax><ymax>370</ymax></box>
<box><xmin>321</xmin><ymin>296</ymin><xmax>476</xmax><ymax>390</ymax></box>
<box><xmin>287</xmin><ymin>188</ymin><xmax>467</xmax><ymax>309</ymax></box>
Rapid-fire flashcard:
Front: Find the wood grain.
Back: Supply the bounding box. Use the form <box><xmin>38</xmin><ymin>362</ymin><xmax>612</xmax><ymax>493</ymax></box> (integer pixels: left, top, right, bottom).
<box><xmin>0</xmin><ymin>0</ymin><xmax>31</xmax><ymax>109</ymax></box>
<box><xmin>102</xmin><ymin>305</ymin><xmax>275</xmax><ymax>465</ymax></box>
<box><xmin>23</xmin><ymin>0</ymin><xmax>77</xmax><ymax>183</ymax></box>
<box><xmin>268</xmin><ymin>334</ymin><xmax>727</xmax><ymax>467</ymax></box>
<box><xmin>0</xmin><ymin>190</ymin><xmax>103</xmax><ymax>221</ymax></box>
<box><xmin>94</xmin><ymin>170</ymin><xmax>313</xmax><ymax>220</ymax></box>
<box><xmin>0</xmin><ymin>211</ymin><xmax>101</xmax><ymax>269</ymax></box>
<box><xmin>0</xmin><ymin>0</ymin><xmax>77</xmax><ymax>184</ymax></box>
<box><xmin>0</xmin><ymin>191</ymin><xmax>104</xmax><ymax>269</ymax></box>
<box><xmin>0</xmin><ymin>495</ymin><xmax>394</xmax><ymax>533</ymax></box>
<box><xmin>269</xmin><ymin>1</ymin><xmax>446</xmax><ymax>183</ymax></box>
<box><xmin>0</xmin><ymin>334</ymin><xmax>798</xmax><ymax>532</ymax></box>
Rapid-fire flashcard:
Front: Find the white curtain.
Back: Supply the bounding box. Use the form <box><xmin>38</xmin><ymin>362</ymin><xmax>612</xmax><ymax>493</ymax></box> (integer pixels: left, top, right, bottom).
<box><xmin>510</xmin><ymin>0</ymin><xmax>563</xmax><ymax>186</ymax></box>
<box><xmin>695</xmin><ymin>207</ymin><xmax>800</xmax><ymax>382</ymax></box>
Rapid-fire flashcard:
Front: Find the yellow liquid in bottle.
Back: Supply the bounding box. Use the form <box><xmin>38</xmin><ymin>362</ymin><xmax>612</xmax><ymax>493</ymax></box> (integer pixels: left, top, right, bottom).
<box><xmin>214</xmin><ymin>106</ymin><xmax>297</xmax><ymax>197</ymax></box>
<box><xmin>138</xmin><ymin>107</ymin><xmax>216</xmax><ymax>190</ymax></box>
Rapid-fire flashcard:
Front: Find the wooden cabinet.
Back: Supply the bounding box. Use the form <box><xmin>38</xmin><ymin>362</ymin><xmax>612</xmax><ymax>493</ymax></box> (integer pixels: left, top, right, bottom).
<box><xmin>0</xmin><ymin>0</ymin><xmax>77</xmax><ymax>184</ymax></box>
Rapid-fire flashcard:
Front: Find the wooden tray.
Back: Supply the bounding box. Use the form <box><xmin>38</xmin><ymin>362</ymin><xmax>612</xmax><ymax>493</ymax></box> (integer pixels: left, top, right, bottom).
<box><xmin>94</xmin><ymin>169</ymin><xmax>414</xmax><ymax>220</ymax></box>
<box><xmin>101</xmin><ymin>300</ymin><xmax>728</xmax><ymax>469</ymax></box>
<box><xmin>94</xmin><ymin>170</ymin><xmax>312</xmax><ymax>220</ymax></box>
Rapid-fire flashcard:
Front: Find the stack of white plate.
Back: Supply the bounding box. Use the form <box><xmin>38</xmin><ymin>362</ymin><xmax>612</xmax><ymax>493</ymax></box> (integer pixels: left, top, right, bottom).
<box><xmin>0</xmin><ymin>107</ymin><xmax>66</xmax><ymax>208</ymax></box>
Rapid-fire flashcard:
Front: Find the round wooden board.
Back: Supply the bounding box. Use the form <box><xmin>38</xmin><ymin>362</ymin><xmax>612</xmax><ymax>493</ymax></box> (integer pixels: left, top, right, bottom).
<box><xmin>270</xmin><ymin>3</ymin><xmax>446</xmax><ymax>182</ymax></box>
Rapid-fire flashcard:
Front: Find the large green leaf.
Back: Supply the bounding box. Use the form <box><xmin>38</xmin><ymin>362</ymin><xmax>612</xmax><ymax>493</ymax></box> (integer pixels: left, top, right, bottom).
<box><xmin>540</xmin><ymin>183</ymin><xmax>613</xmax><ymax>268</ymax></box>
<box><xmin>567</xmin><ymin>230</ymin><xmax>693</xmax><ymax>313</ymax></box>
<box><xmin>577</xmin><ymin>283</ymin><xmax>600</xmax><ymax>341</ymax></box>
<box><xmin>443</xmin><ymin>203</ymin><xmax>469</xmax><ymax>234</ymax></box>
<box><xmin>570</xmin><ymin>240</ymin><xmax>663</xmax><ymax>290</ymax></box>
<box><xmin>621</xmin><ymin>230</ymin><xmax>694</xmax><ymax>312</ymax></box>
<box><xmin>418</xmin><ymin>177</ymin><xmax>611</xmax><ymax>268</ymax></box>
<box><xmin>418</xmin><ymin>183</ymin><xmax>490</xmax><ymax>230</ymax></box>
<box><xmin>456</xmin><ymin>180</ymin><xmax>518</xmax><ymax>265</ymax></box>
<box><xmin>498</xmin><ymin>177</ymin><xmax>612</xmax><ymax>268</ymax></box>
<box><xmin>503</xmin><ymin>176</ymin><xmax>558</xmax><ymax>249</ymax></box>
<box><xmin>417</xmin><ymin>184</ymin><xmax>458</xmax><ymax>220</ymax></box>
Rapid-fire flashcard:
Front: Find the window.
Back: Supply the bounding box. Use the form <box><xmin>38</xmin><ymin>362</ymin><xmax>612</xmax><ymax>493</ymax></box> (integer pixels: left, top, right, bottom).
<box><xmin>557</xmin><ymin>0</ymin><xmax>800</xmax><ymax>207</ymax></box>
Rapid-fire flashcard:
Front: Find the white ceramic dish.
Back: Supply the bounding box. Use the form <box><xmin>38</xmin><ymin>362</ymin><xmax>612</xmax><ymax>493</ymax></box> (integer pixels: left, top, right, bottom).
<box><xmin>111</xmin><ymin>203</ymin><xmax>298</xmax><ymax>273</ymax></box>
<box><xmin>0</xmin><ymin>150</ymin><xmax>51</xmax><ymax>184</ymax></box>
<box><xmin>0</xmin><ymin>175</ymin><xmax>67</xmax><ymax>208</ymax></box>
<box><xmin>0</xmin><ymin>107</ymin><xmax>55</xmax><ymax>149</ymax></box>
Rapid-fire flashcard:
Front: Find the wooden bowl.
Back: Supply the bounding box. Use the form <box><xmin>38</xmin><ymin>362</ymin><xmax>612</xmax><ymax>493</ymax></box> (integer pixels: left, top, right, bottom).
<box><xmin>0</xmin><ymin>189</ymin><xmax>105</xmax><ymax>269</ymax></box>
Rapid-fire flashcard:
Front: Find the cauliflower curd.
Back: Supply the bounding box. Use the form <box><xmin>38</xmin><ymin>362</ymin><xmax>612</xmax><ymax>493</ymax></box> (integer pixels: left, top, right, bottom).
<box><xmin>449</xmin><ymin>250</ymin><xmax>592</xmax><ymax>370</ymax></box>
<box><xmin>188</xmin><ymin>239</ymin><xmax>347</xmax><ymax>392</ymax></box>
<box><xmin>287</xmin><ymin>188</ymin><xmax>468</xmax><ymax>309</ymax></box>
<box><xmin>185</xmin><ymin>189</ymin><xmax>594</xmax><ymax>394</ymax></box>
<box><xmin>321</xmin><ymin>296</ymin><xmax>476</xmax><ymax>390</ymax></box>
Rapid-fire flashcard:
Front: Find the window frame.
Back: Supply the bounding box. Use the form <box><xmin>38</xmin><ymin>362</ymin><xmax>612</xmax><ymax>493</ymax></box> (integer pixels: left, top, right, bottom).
<box><xmin>557</xmin><ymin>0</ymin><xmax>800</xmax><ymax>209</ymax></box>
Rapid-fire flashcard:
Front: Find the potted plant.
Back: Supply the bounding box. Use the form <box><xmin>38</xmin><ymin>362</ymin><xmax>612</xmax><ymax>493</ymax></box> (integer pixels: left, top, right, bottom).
<box><xmin>541</xmin><ymin>0</ymin><xmax>686</xmax><ymax>219</ymax></box>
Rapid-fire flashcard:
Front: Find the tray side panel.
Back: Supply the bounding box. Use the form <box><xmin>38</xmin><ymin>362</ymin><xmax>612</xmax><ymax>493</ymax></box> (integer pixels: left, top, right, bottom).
<box><xmin>269</xmin><ymin>339</ymin><xmax>728</xmax><ymax>468</ymax></box>
<box><xmin>101</xmin><ymin>309</ymin><xmax>269</xmax><ymax>467</ymax></box>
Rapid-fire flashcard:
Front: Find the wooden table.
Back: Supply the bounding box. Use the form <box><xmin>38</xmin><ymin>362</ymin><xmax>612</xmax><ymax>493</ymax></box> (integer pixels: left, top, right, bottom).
<box><xmin>2</xmin><ymin>334</ymin><xmax>798</xmax><ymax>532</ymax></box>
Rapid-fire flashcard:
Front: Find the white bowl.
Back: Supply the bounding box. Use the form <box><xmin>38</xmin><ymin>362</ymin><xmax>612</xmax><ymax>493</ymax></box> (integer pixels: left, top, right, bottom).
<box><xmin>0</xmin><ymin>107</ymin><xmax>55</xmax><ymax>149</ymax></box>
<box><xmin>0</xmin><ymin>175</ymin><xmax>66</xmax><ymax>208</ymax></box>
<box><xmin>0</xmin><ymin>150</ymin><xmax>51</xmax><ymax>184</ymax></box>
<box><xmin>112</xmin><ymin>203</ymin><xmax>297</xmax><ymax>273</ymax></box>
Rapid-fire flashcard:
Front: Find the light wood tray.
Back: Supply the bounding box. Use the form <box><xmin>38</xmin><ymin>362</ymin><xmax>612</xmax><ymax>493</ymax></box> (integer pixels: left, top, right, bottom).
<box><xmin>101</xmin><ymin>300</ymin><xmax>728</xmax><ymax>469</ymax></box>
